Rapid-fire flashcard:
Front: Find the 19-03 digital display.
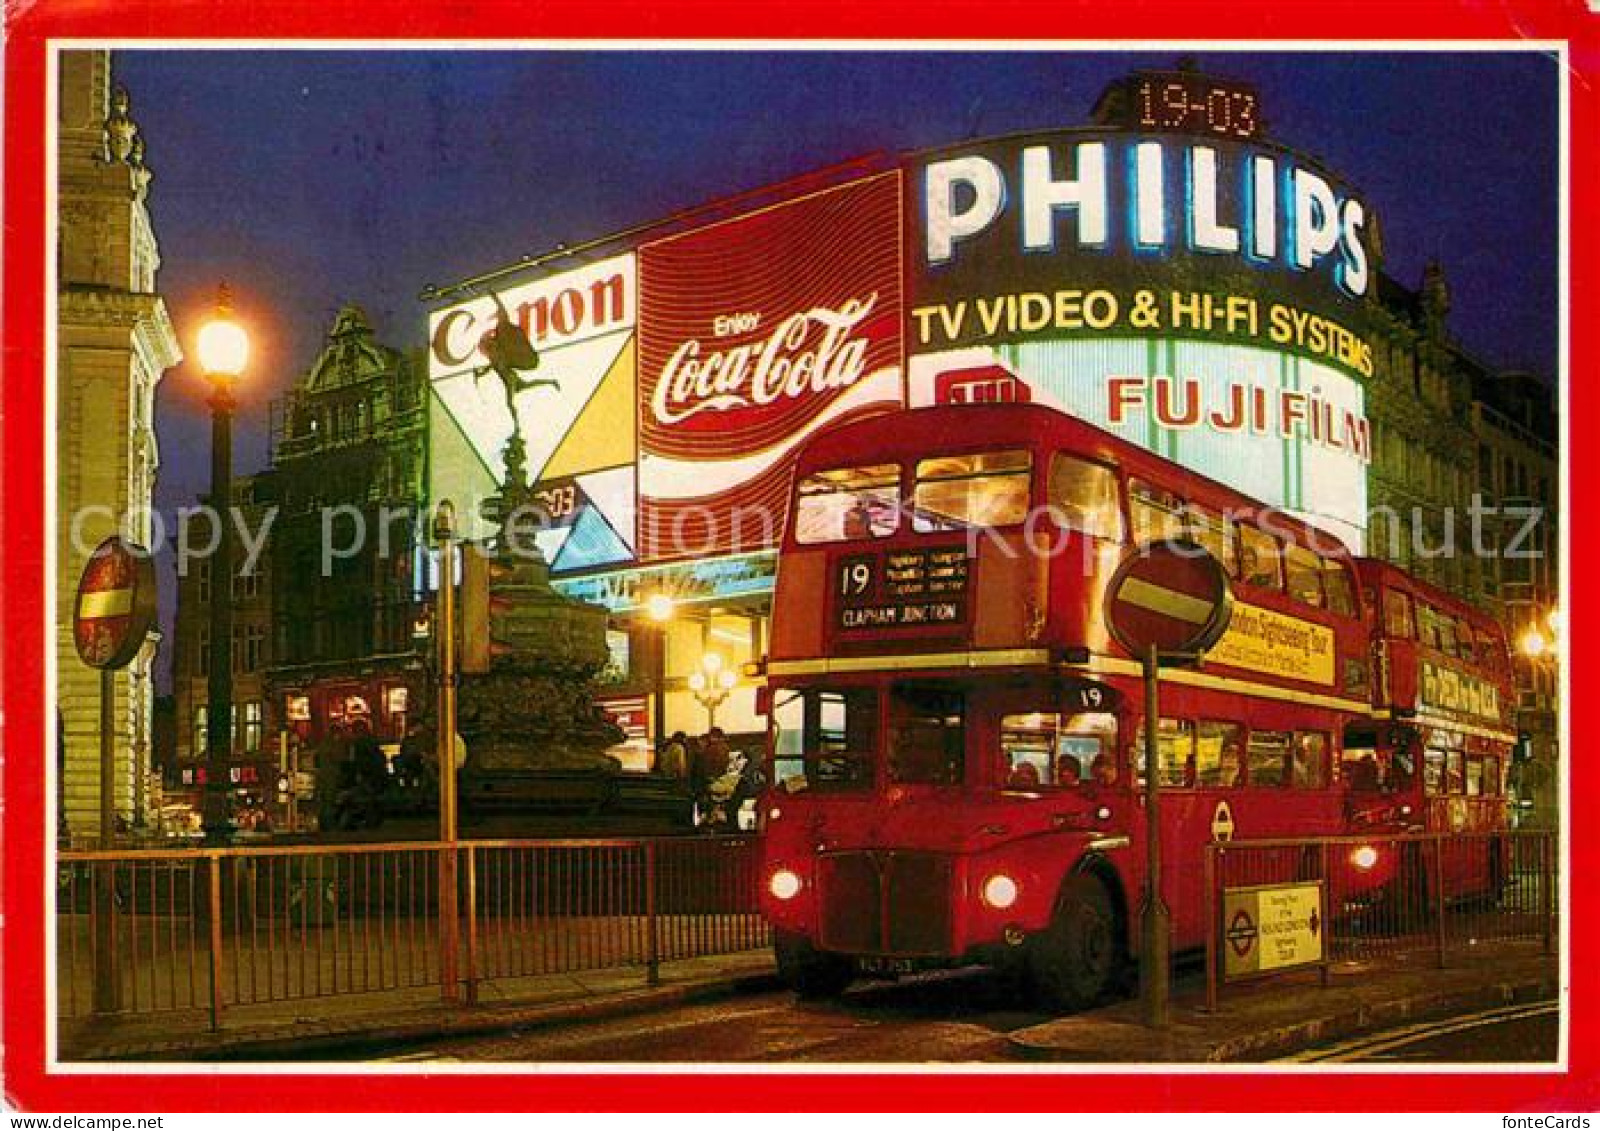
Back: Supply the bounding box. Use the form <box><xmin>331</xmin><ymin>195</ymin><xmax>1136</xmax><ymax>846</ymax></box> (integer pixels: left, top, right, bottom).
<box><xmin>1123</xmin><ymin>72</ymin><xmax>1261</xmax><ymax>140</ymax></box>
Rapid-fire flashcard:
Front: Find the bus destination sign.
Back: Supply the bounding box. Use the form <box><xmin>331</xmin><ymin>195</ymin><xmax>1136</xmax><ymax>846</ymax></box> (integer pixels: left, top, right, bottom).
<box><xmin>835</xmin><ymin>545</ymin><xmax>970</xmax><ymax>632</ymax></box>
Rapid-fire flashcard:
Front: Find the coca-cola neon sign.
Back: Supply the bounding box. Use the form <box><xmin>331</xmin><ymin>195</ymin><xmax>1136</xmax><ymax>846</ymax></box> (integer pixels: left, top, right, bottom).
<box><xmin>650</xmin><ymin>294</ymin><xmax>879</xmax><ymax>425</ymax></box>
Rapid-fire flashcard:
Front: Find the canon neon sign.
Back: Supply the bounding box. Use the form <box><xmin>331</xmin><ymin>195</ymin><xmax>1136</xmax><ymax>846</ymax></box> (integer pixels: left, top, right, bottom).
<box><xmin>922</xmin><ymin>137</ymin><xmax>1371</xmax><ymax>298</ymax></box>
<box><xmin>428</xmin><ymin>257</ymin><xmax>635</xmax><ymax>377</ymax></box>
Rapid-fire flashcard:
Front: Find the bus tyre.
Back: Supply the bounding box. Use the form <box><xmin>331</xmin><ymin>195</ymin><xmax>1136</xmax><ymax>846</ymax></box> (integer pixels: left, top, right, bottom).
<box><xmin>1029</xmin><ymin>875</ymin><xmax>1121</xmax><ymax>1012</ymax></box>
<box><xmin>775</xmin><ymin>930</ymin><xmax>854</xmax><ymax>1000</ymax></box>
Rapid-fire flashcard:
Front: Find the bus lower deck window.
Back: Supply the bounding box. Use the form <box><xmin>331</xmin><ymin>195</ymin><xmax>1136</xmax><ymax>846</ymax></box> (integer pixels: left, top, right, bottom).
<box><xmin>887</xmin><ymin>686</ymin><xmax>965</xmax><ymax>786</ymax></box>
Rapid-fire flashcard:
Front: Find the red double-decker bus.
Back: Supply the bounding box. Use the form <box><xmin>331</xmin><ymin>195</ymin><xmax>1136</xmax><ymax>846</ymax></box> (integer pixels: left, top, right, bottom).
<box><xmin>756</xmin><ymin>403</ymin><xmax>1384</xmax><ymax>1007</ymax></box>
<box><xmin>1345</xmin><ymin>558</ymin><xmax>1517</xmax><ymax>892</ymax></box>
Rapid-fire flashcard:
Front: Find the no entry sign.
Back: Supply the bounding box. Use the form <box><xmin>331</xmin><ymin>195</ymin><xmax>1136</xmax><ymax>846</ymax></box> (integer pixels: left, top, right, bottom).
<box><xmin>1105</xmin><ymin>538</ymin><xmax>1233</xmax><ymax>659</ymax></box>
<box><xmin>73</xmin><ymin>536</ymin><xmax>157</xmax><ymax>670</ymax></box>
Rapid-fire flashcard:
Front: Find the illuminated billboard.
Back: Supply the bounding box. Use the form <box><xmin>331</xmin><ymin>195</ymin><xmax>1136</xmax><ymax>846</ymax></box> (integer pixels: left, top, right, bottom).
<box><xmin>908</xmin><ymin>341</ymin><xmax>1369</xmax><ymax>548</ymax></box>
<box><xmin>428</xmin><ymin>254</ymin><xmax>639</xmax><ymax>568</ymax></box>
<box><xmin>637</xmin><ymin>172</ymin><xmax>904</xmax><ymax>562</ymax></box>
<box><xmin>906</xmin><ymin>121</ymin><xmax>1376</xmax><ymax>549</ymax></box>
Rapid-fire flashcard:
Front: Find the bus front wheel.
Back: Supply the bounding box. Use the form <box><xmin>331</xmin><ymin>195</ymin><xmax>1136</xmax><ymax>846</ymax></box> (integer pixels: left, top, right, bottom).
<box><xmin>1029</xmin><ymin>875</ymin><xmax>1122</xmax><ymax>1012</ymax></box>
<box><xmin>775</xmin><ymin>930</ymin><xmax>854</xmax><ymax>1000</ymax></box>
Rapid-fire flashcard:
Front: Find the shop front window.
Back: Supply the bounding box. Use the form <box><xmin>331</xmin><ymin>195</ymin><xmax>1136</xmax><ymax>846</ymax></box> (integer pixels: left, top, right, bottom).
<box><xmin>911</xmin><ymin>450</ymin><xmax>1032</xmax><ymax>533</ymax></box>
<box><xmin>794</xmin><ymin>464</ymin><xmax>901</xmax><ymax>544</ymax></box>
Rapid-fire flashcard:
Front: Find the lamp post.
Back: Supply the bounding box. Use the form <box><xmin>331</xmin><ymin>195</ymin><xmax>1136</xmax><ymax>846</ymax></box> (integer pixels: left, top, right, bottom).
<box><xmin>687</xmin><ymin>651</ymin><xmax>737</xmax><ymax>731</ymax></box>
<box><xmin>196</xmin><ymin>287</ymin><xmax>248</xmax><ymax>845</ymax></box>
<box><xmin>644</xmin><ymin>593</ymin><xmax>675</xmax><ymax>750</ymax></box>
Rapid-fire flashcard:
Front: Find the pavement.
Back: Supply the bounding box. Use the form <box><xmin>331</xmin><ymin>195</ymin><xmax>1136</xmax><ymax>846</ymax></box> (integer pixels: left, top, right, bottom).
<box><xmin>1006</xmin><ymin>944</ymin><xmax>1560</xmax><ymax>1063</ymax></box>
<box><xmin>59</xmin><ymin>949</ymin><xmax>781</xmax><ymax>1062</ymax></box>
<box><xmin>60</xmin><ymin>942</ymin><xmax>1559</xmax><ymax>1064</ymax></box>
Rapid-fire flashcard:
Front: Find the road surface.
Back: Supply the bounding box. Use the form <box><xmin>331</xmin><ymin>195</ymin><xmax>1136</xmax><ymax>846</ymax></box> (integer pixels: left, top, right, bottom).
<box><xmin>364</xmin><ymin>968</ymin><xmax>1045</xmax><ymax>1063</ymax></box>
<box><xmin>1282</xmin><ymin>1001</ymin><xmax>1560</xmax><ymax>1063</ymax></box>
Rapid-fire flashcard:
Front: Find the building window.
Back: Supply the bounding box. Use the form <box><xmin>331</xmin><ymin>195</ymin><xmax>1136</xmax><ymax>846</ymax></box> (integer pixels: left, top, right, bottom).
<box><xmin>193</xmin><ymin>706</ymin><xmax>207</xmax><ymax>755</ymax></box>
<box><xmin>243</xmin><ymin>701</ymin><xmax>262</xmax><ymax>753</ymax></box>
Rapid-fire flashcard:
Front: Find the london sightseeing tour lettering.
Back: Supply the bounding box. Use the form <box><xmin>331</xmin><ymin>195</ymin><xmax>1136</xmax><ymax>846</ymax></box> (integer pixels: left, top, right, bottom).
<box><xmin>1207</xmin><ymin>603</ymin><xmax>1337</xmax><ymax>686</ymax></box>
<box><xmin>650</xmin><ymin>294</ymin><xmax>880</xmax><ymax>426</ymax></box>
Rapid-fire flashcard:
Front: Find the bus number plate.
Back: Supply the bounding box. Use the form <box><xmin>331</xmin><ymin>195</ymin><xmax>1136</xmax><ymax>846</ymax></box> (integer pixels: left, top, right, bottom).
<box><xmin>856</xmin><ymin>956</ymin><xmax>916</xmax><ymax>975</ymax></box>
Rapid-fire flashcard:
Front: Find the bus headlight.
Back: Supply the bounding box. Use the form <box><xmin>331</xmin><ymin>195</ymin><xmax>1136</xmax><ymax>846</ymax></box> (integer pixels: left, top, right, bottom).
<box><xmin>769</xmin><ymin>869</ymin><xmax>802</xmax><ymax>901</ymax></box>
<box><xmin>981</xmin><ymin>874</ymin><xmax>1019</xmax><ymax>910</ymax></box>
<box><xmin>1350</xmin><ymin>845</ymin><xmax>1380</xmax><ymax>871</ymax></box>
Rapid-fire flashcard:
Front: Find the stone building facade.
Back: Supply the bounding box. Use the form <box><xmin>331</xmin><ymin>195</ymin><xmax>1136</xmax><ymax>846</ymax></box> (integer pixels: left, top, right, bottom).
<box><xmin>263</xmin><ymin>307</ymin><xmax>431</xmax><ymax>754</ymax></box>
<box><xmin>56</xmin><ymin>50</ymin><xmax>182</xmax><ymax>840</ymax></box>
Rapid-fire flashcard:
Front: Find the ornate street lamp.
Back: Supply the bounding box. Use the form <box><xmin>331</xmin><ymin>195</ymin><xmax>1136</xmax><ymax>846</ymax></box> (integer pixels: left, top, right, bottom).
<box><xmin>687</xmin><ymin>651</ymin><xmax>738</xmax><ymax>731</ymax></box>
<box><xmin>196</xmin><ymin>286</ymin><xmax>248</xmax><ymax>844</ymax></box>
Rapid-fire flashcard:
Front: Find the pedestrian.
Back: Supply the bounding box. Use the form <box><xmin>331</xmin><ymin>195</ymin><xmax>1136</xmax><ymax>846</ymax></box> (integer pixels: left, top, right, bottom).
<box><xmin>658</xmin><ymin>730</ymin><xmax>690</xmax><ymax>781</ymax></box>
<box><xmin>349</xmin><ymin>718</ymin><xmax>388</xmax><ymax>826</ymax></box>
<box><xmin>314</xmin><ymin>721</ymin><xmax>349</xmax><ymax>832</ymax></box>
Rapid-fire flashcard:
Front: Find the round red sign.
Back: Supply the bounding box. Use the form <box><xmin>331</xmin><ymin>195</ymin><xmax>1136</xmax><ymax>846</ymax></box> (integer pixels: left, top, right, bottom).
<box><xmin>73</xmin><ymin>536</ymin><xmax>157</xmax><ymax>670</ymax></box>
<box><xmin>1104</xmin><ymin>538</ymin><xmax>1233</xmax><ymax>659</ymax></box>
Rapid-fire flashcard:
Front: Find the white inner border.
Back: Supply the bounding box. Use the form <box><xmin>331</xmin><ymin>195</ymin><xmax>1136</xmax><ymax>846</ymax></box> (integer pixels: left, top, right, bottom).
<box><xmin>41</xmin><ymin>37</ymin><xmax>1573</xmax><ymax>1079</ymax></box>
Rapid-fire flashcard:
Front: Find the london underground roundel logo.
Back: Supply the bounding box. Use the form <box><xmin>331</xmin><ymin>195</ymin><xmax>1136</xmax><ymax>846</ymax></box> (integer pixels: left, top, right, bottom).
<box><xmin>73</xmin><ymin>536</ymin><xmax>157</xmax><ymax>671</ymax></box>
<box><xmin>1104</xmin><ymin>538</ymin><xmax>1233</xmax><ymax>659</ymax></box>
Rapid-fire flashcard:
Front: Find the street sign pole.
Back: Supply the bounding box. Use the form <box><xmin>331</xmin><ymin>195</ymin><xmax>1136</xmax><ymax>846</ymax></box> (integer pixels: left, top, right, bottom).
<box><xmin>93</xmin><ymin>666</ymin><xmax>118</xmax><ymax>1014</ymax></box>
<box><xmin>1102</xmin><ymin>538</ymin><xmax>1233</xmax><ymax>1031</ymax></box>
<box><xmin>74</xmin><ymin>535</ymin><xmax>157</xmax><ymax>1018</ymax></box>
<box><xmin>1141</xmin><ymin>642</ymin><xmax>1170</xmax><ymax>1029</ymax></box>
<box><xmin>434</xmin><ymin>501</ymin><xmax>460</xmax><ymax>1005</ymax></box>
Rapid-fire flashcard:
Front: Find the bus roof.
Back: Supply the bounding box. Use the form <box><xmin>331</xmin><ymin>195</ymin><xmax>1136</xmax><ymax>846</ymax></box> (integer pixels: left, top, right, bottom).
<box><xmin>793</xmin><ymin>402</ymin><xmax>1355</xmax><ymax>557</ymax></box>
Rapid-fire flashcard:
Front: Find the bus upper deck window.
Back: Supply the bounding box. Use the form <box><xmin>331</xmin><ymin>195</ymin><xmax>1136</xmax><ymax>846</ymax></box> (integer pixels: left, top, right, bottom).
<box><xmin>1322</xmin><ymin>557</ymin><xmax>1356</xmax><ymax>617</ymax></box>
<box><xmin>1185</xmin><ymin>507</ymin><xmax>1240</xmax><ymax>578</ymax></box>
<box><xmin>794</xmin><ymin>464</ymin><xmax>901</xmax><ymax>544</ymax></box>
<box><xmin>1285</xmin><ymin>546</ymin><xmax>1325</xmax><ymax>608</ymax></box>
<box><xmin>1436</xmin><ymin>614</ymin><xmax>1463</xmax><ymax>658</ymax></box>
<box><xmin>1129</xmin><ymin>480</ymin><xmax>1184</xmax><ymax>544</ymax></box>
<box><xmin>1384</xmin><ymin>589</ymin><xmax>1416</xmax><ymax>639</ymax></box>
<box><xmin>1048</xmin><ymin>454</ymin><xmax>1123</xmax><ymax>541</ymax></box>
<box><xmin>1238</xmin><ymin>526</ymin><xmax>1282</xmax><ymax>591</ymax></box>
<box><xmin>912</xmin><ymin>450</ymin><xmax>1031</xmax><ymax>533</ymax></box>
<box><xmin>1475</xmin><ymin>628</ymin><xmax>1504</xmax><ymax>669</ymax></box>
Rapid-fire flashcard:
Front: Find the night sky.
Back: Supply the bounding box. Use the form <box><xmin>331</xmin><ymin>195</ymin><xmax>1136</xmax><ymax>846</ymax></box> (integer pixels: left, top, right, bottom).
<box><xmin>108</xmin><ymin>48</ymin><xmax>1562</xmax><ymax>688</ymax></box>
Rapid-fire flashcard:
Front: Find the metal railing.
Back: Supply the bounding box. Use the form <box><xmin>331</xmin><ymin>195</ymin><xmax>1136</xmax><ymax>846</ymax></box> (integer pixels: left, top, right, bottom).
<box><xmin>56</xmin><ymin>835</ymin><xmax>769</xmax><ymax>1029</ymax></box>
<box><xmin>1203</xmin><ymin>830</ymin><xmax>1557</xmax><ymax>1010</ymax></box>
